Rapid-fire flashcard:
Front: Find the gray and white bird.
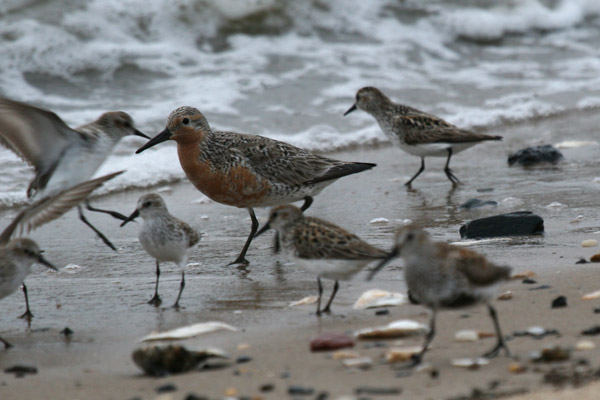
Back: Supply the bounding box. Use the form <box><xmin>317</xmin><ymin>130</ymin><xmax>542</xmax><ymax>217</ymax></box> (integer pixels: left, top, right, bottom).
<box><xmin>368</xmin><ymin>225</ymin><xmax>511</xmax><ymax>366</ymax></box>
<box><xmin>121</xmin><ymin>193</ymin><xmax>200</xmax><ymax>308</ymax></box>
<box><xmin>0</xmin><ymin>238</ymin><xmax>57</xmax><ymax>348</ymax></box>
<box><xmin>345</xmin><ymin>87</ymin><xmax>502</xmax><ymax>187</ymax></box>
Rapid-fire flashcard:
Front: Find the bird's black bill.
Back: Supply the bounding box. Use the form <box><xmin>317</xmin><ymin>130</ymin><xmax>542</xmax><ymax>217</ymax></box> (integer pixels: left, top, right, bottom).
<box><xmin>366</xmin><ymin>247</ymin><xmax>399</xmax><ymax>281</ymax></box>
<box><xmin>120</xmin><ymin>209</ymin><xmax>140</xmax><ymax>227</ymax></box>
<box><xmin>38</xmin><ymin>254</ymin><xmax>58</xmax><ymax>271</ymax></box>
<box><xmin>344</xmin><ymin>104</ymin><xmax>357</xmax><ymax>116</ymax></box>
<box><xmin>134</xmin><ymin>129</ymin><xmax>150</xmax><ymax>139</ymax></box>
<box><xmin>254</xmin><ymin>223</ymin><xmax>271</xmax><ymax>238</ymax></box>
<box><xmin>135</xmin><ymin>128</ymin><xmax>172</xmax><ymax>154</ymax></box>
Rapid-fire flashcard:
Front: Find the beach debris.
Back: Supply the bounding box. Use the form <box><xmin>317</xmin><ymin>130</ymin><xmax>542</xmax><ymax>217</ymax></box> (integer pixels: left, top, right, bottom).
<box><xmin>591</xmin><ymin>254</ymin><xmax>600</xmax><ymax>262</ymax></box>
<box><xmin>225</xmin><ymin>387</ymin><xmax>238</xmax><ymax>397</ymax></box>
<box><xmin>4</xmin><ymin>365</ymin><xmax>38</xmax><ymax>377</ymax></box>
<box><xmin>575</xmin><ymin>340</ymin><xmax>596</xmax><ymax>351</ymax></box>
<box><xmin>508</xmin><ymin>144</ymin><xmax>564</xmax><ymax>166</ymax></box>
<box><xmin>581</xmin><ymin>326</ymin><xmax>600</xmax><ymax>336</ymax></box>
<box><xmin>237</xmin><ymin>343</ymin><xmax>250</xmax><ymax>351</ymax></box>
<box><xmin>555</xmin><ymin>140</ymin><xmax>598</xmax><ymax>149</ymax></box>
<box><xmin>289</xmin><ymin>296</ymin><xmax>318</xmax><ymax>307</ymax></box>
<box><xmin>343</xmin><ymin>356</ymin><xmax>373</xmax><ymax>369</ymax></box>
<box><xmin>545</xmin><ymin>201</ymin><xmax>566</xmax><ymax>209</ymax></box>
<box><xmin>522</xmin><ymin>278</ymin><xmax>537</xmax><ymax>284</ymax></box>
<box><xmin>576</xmin><ymin>258</ymin><xmax>588</xmax><ymax>264</ymax></box>
<box><xmin>236</xmin><ymin>356</ymin><xmax>252</xmax><ymax>364</ymax></box>
<box><xmin>511</xmin><ymin>271</ymin><xmax>535</xmax><ymax>279</ymax></box>
<box><xmin>288</xmin><ymin>385</ymin><xmax>314</xmax><ymax>396</ymax></box>
<box><xmin>581</xmin><ymin>239</ymin><xmax>598</xmax><ymax>248</ymax></box>
<box><xmin>582</xmin><ymin>290</ymin><xmax>600</xmax><ymax>300</ymax></box>
<box><xmin>369</xmin><ymin>217</ymin><xmax>389</xmax><ymax>225</ymax></box>
<box><xmin>508</xmin><ymin>362</ymin><xmax>527</xmax><ymax>374</ymax></box>
<box><xmin>352</xmin><ymin>289</ymin><xmax>407</xmax><ymax>310</ymax></box>
<box><xmin>332</xmin><ymin>350</ymin><xmax>360</xmax><ymax>360</ymax></box>
<box><xmin>451</xmin><ymin>358</ymin><xmax>489</xmax><ymax>369</ymax></box>
<box><xmin>310</xmin><ymin>332</ymin><xmax>354</xmax><ymax>352</ymax></box>
<box><xmin>497</xmin><ymin>291</ymin><xmax>513</xmax><ymax>300</ymax></box>
<box><xmin>132</xmin><ymin>345</ymin><xmax>228</xmax><ymax>376</ymax></box>
<box><xmin>543</xmin><ymin>363</ymin><xmax>600</xmax><ymax>388</ymax></box>
<box><xmin>355</xmin><ymin>319</ymin><xmax>428</xmax><ymax>339</ymax></box>
<box><xmin>140</xmin><ymin>322</ymin><xmax>237</xmax><ymax>342</ymax></box>
<box><xmin>459</xmin><ymin>198</ymin><xmax>498</xmax><ymax>210</ymax></box>
<box><xmin>376</xmin><ymin>309</ymin><xmax>390</xmax><ymax>316</ymax></box>
<box><xmin>355</xmin><ymin>386</ymin><xmax>402</xmax><ymax>396</ymax></box>
<box><xmin>531</xmin><ymin>346</ymin><xmax>570</xmax><ymax>363</ymax></box>
<box><xmin>551</xmin><ymin>296</ymin><xmax>567</xmax><ymax>308</ymax></box>
<box><xmin>460</xmin><ymin>211</ymin><xmax>544</xmax><ymax>239</ymax></box>
<box><xmin>260</xmin><ymin>383</ymin><xmax>275</xmax><ymax>393</ymax></box>
<box><xmin>513</xmin><ymin>326</ymin><xmax>559</xmax><ymax>339</ymax></box>
<box><xmin>455</xmin><ymin>330</ymin><xmax>479</xmax><ymax>342</ymax></box>
<box><xmin>570</xmin><ymin>215</ymin><xmax>584</xmax><ymax>223</ymax></box>
<box><xmin>385</xmin><ymin>346</ymin><xmax>423</xmax><ymax>363</ymax></box>
<box><xmin>156</xmin><ymin>383</ymin><xmax>177</xmax><ymax>393</ymax></box>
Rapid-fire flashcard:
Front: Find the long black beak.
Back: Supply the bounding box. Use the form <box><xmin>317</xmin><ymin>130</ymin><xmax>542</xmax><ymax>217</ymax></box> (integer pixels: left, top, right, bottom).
<box><xmin>344</xmin><ymin>104</ymin><xmax>357</xmax><ymax>116</ymax></box>
<box><xmin>120</xmin><ymin>209</ymin><xmax>139</xmax><ymax>227</ymax></box>
<box><xmin>254</xmin><ymin>222</ymin><xmax>271</xmax><ymax>238</ymax></box>
<box><xmin>134</xmin><ymin>129</ymin><xmax>150</xmax><ymax>139</ymax></box>
<box><xmin>136</xmin><ymin>128</ymin><xmax>172</xmax><ymax>154</ymax></box>
<box><xmin>366</xmin><ymin>246</ymin><xmax>399</xmax><ymax>281</ymax></box>
<box><xmin>37</xmin><ymin>254</ymin><xmax>58</xmax><ymax>271</ymax></box>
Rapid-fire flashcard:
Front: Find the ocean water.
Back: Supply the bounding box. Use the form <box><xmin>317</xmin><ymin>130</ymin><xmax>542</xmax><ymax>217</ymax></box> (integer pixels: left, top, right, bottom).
<box><xmin>1</xmin><ymin>0</ymin><xmax>600</xmax><ymax>206</ymax></box>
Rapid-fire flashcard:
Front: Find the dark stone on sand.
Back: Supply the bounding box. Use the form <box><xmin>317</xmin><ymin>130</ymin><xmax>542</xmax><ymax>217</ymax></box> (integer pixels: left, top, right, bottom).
<box><xmin>459</xmin><ymin>198</ymin><xmax>498</xmax><ymax>210</ymax></box>
<box><xmin>4</xmin><ymin>365</ymin><xmax>38</xmax><ymax>378</ymax></box>
<box><xmin>185</xmin><ymin>394</ymin><xmax>209</xmax><ymax>400</ymax></box>
<box><xmin>375</xmin><ymin>309</ymin><xmax>389</xmax><ymax>316</ymax></box>
<box><xmin>236</xmin><ymin>356</ymin><xmax>252</xmax><ymax>364</ymax></box>
<box><xmin>591</xmin><ymin>254</ymin><xmax>600</xmax><ymax>263</ymax></box>
<box><xmin>529</xmin><ymin>284</ymin><xmax>551</xmax><ymax>290</ymax></box>
<box><xmin>156</xmin><ymin>383</ymin><xmax>177</xmax><ymax>393</ymax></box>
<box><xmin>534</xmin><ymin>346</ymin><xmax>570</xmax><ymax>362</ymax></box>
<box><xmin>594</xmin><ymin>308</ymin><xmax>600</xmax><ymax>314</ymax></box>
<box><xmin>355</xmin><ymin>386</ymin><xmax>402</xmax><ymax>395</ymax></box>
<box><xmin>310</xmin><ymin>332</ymin><xmax>354</xmax><ymax>352</ymax></box>
<box><xmin>522</xmin><ymin>278</ymin><xmax>537</xmax><ymax>284</ymax></box>
<box><xmin>316</xmin><ymin>391</ymin><xmax>329</xmax><ymax>400</ymax></box>
<box><xmin>508</xmin><ymin>144</ymin><xmax>564</xmax><ymax>166</ymax></box>
<box><xmin>576</xmin><ymin>258</ymin><xmax>588</xmax><ymax>264</ymax></box>
<box><xmin>581</xmin><ymin>326</ymin><xmax>600</xmax><ymax>336</ymax></box>
<box><xmin>260</xmin><ymin>383</ymin><xmax>274</xmax><ymax>392</ymax></box>
<box><xmin>60</xmin><ymin>327</ymin><xmax>73</xmax><ymax>336</ymax></box>
<box><xmin>551</xmin><ymin>296</ymin><xmax>567</xmax><ymax>308</ymax></box>
<box><xmin>459</xmin><ymin>211</ymin><xmax>544</xmax><ymax>239</ymax></box>
<box><xmin>288</xmin><ymin>385</ymin><xmax>315</xmax><ymax>395</ymax></box>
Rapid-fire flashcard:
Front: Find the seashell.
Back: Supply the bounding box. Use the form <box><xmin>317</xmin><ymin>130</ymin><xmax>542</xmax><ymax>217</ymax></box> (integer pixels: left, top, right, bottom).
<box><xmin>237</xmin><ymin>343</ymin><xmax>250</xmax><ymax>351</ymax></box>
<box><xmin>575</xmin><ymin>340</ymin><xmax>596</xmax><ymax>351</ymax></box>
<box><xmin>289</xmin><ymin>296</ymin><xmax>318</xmax><ymax>307</ymax></box>
<box><xmin>140</xmin><ymin>322</ymin><xmax>238</xmax><ymax>342</ymax></box>
<box><xmin>132</xmin><ymin>345</ymin><xmax>227</xmax><ymax>376</ymax></box>
<box><xmin>590</xmin><ymin>254</ymin><xmax>600</xmax><ymax>263</ymax></box>
<box><xmin>582</xmin><ymin>290</ymin><xmax>600</xmax><ymax>300</ymax></box>
<box><xmin>332</xmin><ymin>350</ymin><xmax>360</xmax><ymax>360</ymax></box>
<box><xmin>508</xmin><ymin>362</ymin><xmax>527</xmax><ymax>374</ymax></box>
<box><xmin>455</xmin><ymin>330</ymin><xmax>479</xmax><ymax>342</ymax></box>
<box><xmin>369</xmin><ymin>217</ymin><xmax>389</xmax><ymax>225</ymax></box>
<box><xmin>526</xmin><ymin>326</ymin><xmax>547</xmax><ymax>337</ymax></box>
<box><xmin>451</xmin><ymin>358</ymin><xmax>489</xmax><ymax>369</ymax></box>
<box><xmin>355</xmin><ymin>320</ymin><xmax>428</xmax><ymax>339</ymax></box>
<box><xmin>581</xmin><ymin>239</ymin><xmax>598</xmax><ymax>248</ymax></box>
<box><xmin>352</xmin><ymin>289</ymin><xmax>407</xmax><ymax>310</ymax></box>
<box><xmin>342</xmin><ymin>356</ymin><xmax>373</xmax><ymax>369</ymax></box>
<box><xmin>511</xmin><ymin>271</ymin><xmax>535</xmax><ymax>279</ymax></box>
<box><xmin>385</xmin><ymin>346</ymin><xmax>422</xmax><ymax>363</ymax></box>
<box><xmin>555</xmin><ymin>140</ymin><xmax>598</xmax><ymax>149</ymax></box>
<box><xmin>497</xmin><ymin>291</ymin><xmax>513</xmax><ymax>300</ymax></box>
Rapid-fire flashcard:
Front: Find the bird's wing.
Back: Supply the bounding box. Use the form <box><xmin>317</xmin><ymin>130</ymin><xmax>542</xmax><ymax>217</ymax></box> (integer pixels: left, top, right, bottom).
<box><xmin>0</xmin><ymin>171</ymin><xmax>124</xmax><ymax>244</ymax></box>
<box><xmin>392</xmin><ymin>114</ymin><xmax>501</xmax><ymax>144</ymax></box>
<box><xmin>294</xmin><ymin>218</ymin><xmax>388</xmax><ymax>260</ymax></box>
<box><xmin>437</xmin><ymin>243</ymin><xmax>511</xmax><ymax>286</ymax></box>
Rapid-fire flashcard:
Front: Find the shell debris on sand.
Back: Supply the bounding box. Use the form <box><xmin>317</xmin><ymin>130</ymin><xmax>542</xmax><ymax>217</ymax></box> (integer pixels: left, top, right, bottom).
<box><xmin>140</xmin><ymin>322</ymin><xmax>238</xmax><ymax>342</ymax></box>
<box><xmin>582</xmin><ymin>290</ymin><xmax>600</xmax><ymax>300</ymax></box>
<box><xmin>581</xmin><ymin>239</ymin><xmax>598</xmax><ymax>248</ymax></box>
<box><xmin>451</xmin><ymin>358</ymin><xmax>490</xmax><ymax>369</ymax></box>
<box><xmin>352</xmin><ymin>289</ymin><xmax>407</xmax><ymax>310</ymax></box>
<box><xmin>575</xmin><ymin>340</ymin><xmax>596</xmax><ymax>351</ymax></box>
<box><xmin>342</xmin><ymin>357</ymin><xmax>373</xmax><ymax>369</ymax></box>
<box><xmin>455</xmin><ymin>330</ymin><xmax>479</xmax><ymax>342</ymax></box>
<box><xmin>132</xmin><ymin>345</ymin><xmax>228</xmax><ymax>376</ymax></box>
<box><xmin>512</xmin><ymin>271</ymin><xmax>535</xmax><ymax>279</ymax></box>
<box><xmin>385</xmin><ymin>346</ymin><xmax>423</xmax><ymax>363</ymax></box>
<box><xmin>497</xmin><ymin>291</ymin><xmax>513</xmax><ymax>300</ymax></box>
<box><xmin>289</xmin><ymin>296</ymin><xmax>318</xmax><ymax>307</ymax></box>
<box><xmin>354</xmin><ymin>320</ymin><xmax>428</xmax><ymax>339</ymax></box>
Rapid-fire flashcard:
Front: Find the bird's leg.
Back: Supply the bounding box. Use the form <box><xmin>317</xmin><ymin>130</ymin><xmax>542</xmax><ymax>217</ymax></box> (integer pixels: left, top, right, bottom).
<box><xmin>316</xmin><ymin>277</ymin><xmax>324</xmax><ymax>316</ymax></box>
<box><xmin>85</xmin><ymin>200</ymin><xmax>129</xmax><ymax>221</ymax></box>
<box><xmin>405</xmin><ymin>158</ymin><xmax>425</xmax><ymax>187</ymax></box>
<box><xmin>229</xmin><ymin>208</ymin><xmax>258</xmax><ymax>266</ymax></box>
<box><xmin>0</xmin><ymin>336</ymin><xmax>13</xmax><ymax>349</ymax></box>
<box><xmin>444</xmin><ymin>148</ymin><xmax>460</xmax><ymax>185</ymax></box>
<box><xmin>148</xmin><ymin>260</ymin><xmax>162</xmax><ymax>306</ymax></box>
<box><xmin>300</xmin><ymin>196</ymin><xmax>313</xmax><ymax>212</ymax></box>
<box><xmin>322</xmin><ymin>280</ymin><xmax>339</xmax><ymax>314</ymax></box>
<box><xmin>173</xmin><ymin>271</ymin><xmax>185</xmax><ymax>309</ymax></box>
<box><xmin>18</xmin><ymin>283</ymin><xmax>34</xmax><ymax>321</ymax></box>
<box><xmin>483</xmin><ymin>303</ymin><xmax>511</xmax><ymax>358</ymax></box>
<box><xmin>397</xmin><ymin>310</ymin><xmax>436</xmax><ymax>369</ymax></box>
<box><xmin>78</xmin><ymin>206</ymin><xmax>118</xmax><ymax>251</ymax></box>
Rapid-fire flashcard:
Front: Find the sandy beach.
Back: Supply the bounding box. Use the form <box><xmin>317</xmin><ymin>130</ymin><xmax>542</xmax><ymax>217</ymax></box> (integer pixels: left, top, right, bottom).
<box><xmin>1</xmin><ymin>109</ymin><xmax>600</xmax><ymax>400</ymax></box>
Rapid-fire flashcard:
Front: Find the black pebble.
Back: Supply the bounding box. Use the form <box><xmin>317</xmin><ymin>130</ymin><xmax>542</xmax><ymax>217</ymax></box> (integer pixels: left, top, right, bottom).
<box><xmin>316</xmin><ymin>391</ymin><xmax>329</xmax><ymax>400</ymax></box>
<box><xmin>236</xmin><ymin>356</ymin><xmax>252</xmax><ymax>364</ymax></box>
<box><xmin>260</xmin><ymin>383</ymin><xmax>274</xmax><ymax>392</ymax></box>
<box><xmin>355</xmin><ymin>386</ymin><xmax>402</xmax><ymax>395</ymax></box>
<box><xmin>529</xmin><ymin>284</ymin><xmax>551</xmax><ymax>291</ymax></box>
<box><xmin>594</xmin><ymin>308</ymin><xmax>600</xmax><ymax>314</ymax></box>
<box><xmin>576</xmin><ymin>258</ymin><xmax>588</xmax><ymax>264</ymax></box>
<box><xmin>522</xmin><ymin>278</ymin><xmax>537</xmax><ymax>284</ymax></box>
<box><xmin>508</xmin><ymin>144</ymin><xmax>564</xmax><ymax>166</ymax></box>
<box><xmin>156</xmin><ymin>383</ymin><xmax>177</xmax><ymax>393</ymax></box>
<box><xmin>288</xmin><ymin>385</ymin><xmax>314</xmax><ymax>395</ymax></box>
<box><xmin>185</xmin><ymin>395</ymin><xmax>209</xmax><ymax>400</ymax></box>
<box><xmin>459</xmin><ymin>198</ymin><xmax>498</xmax><ymax>210</ymax></box>
<box><xmin>4</xmin><ymin>366</ymin><xmax>37</xmax><ymax>378</ymax></box>
<box><xmin>375</xmin><ymin>309</ymin><xmax>389</xmax><ymax>316</ymax></box>
<box><xmin>581</xmin><ymin>326</ymin><xmax>600</xmax><ymax>336</ymax></box>
<box><xmin>551</xmin><ymin>296</ymin><xmax>567</xmax><ymax>308</ymax></box>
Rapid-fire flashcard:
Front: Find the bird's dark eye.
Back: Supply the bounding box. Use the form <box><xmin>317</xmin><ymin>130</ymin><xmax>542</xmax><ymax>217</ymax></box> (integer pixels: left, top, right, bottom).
<box><xmin>143</xmin><ymin>201</ymin><xmax>151</xmax><ymax>207</ymax></box>
<box><xmin>182</xmin><ymin>118</ymin><xmax>190</xmax><ymax>125</ymax></box>
<box><xmin>406</xmin><ymin>233</ymin><xmax>415</xmax><ymax>241</ymax></box>
<box><xmin>272</xmin><ymin>212</ymin><xmax>278</xmax><ymax>219</ymax></box>
<box><xmin>124</xmin><ymin>121</ymin><xmax>131</xmax><ymax>128</ymax></box>
<box><xmin>24</xmin><ymin>249</ymin><xmax>34</xmax><ymax>256</ymax></box>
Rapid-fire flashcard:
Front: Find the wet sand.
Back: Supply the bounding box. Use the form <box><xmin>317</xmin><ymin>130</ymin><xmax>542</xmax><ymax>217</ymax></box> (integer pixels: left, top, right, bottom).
<box><xmin>1</xmin><ymin>110</ymin><xmax>600</xmax><ymax>399</ymax></box>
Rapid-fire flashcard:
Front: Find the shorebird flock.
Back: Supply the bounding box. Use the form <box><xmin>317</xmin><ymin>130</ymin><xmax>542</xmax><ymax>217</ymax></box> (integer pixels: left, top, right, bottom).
<box><xmin>0</xmin><ymin>87</ymin><xmax>509</xmax><ymax>366</ymax></box>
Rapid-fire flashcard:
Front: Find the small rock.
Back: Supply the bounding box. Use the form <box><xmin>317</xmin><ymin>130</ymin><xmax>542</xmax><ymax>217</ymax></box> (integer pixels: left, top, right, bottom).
<box><xmin>259</xmin><ymin>383</ymin><xmax>274</xmax><ymax>392</ymax></box>
<box><xmin>591</xmin><ymin>254</ymin><xmax>600</xmax><ymax>263</ymax></box>
<box><xmin>315</xmin><ymin>391</ymin><xmax>329</xmax><ymax>400</ymax></box>
<box><xmin>4</xmin><ymin>365</ymin><xmax>38</xmax><ymax>378</ymax></box>
<box><xmin>533</xmin><ymin>346</ymin><xmax>570</xmax><ymax>362</ymax></box>
<box><xmin>184</xmin><ymin>394</ymin><xmax>209</xmax><ymax>400</ymax></box>
<box><xmin>310</xmin><ymin>333</ymin><xmax>354</xmax><ymax>352</ymax></box>
<box><xmin>551</xmin><ymin>296</ymin><xmax>567</xmax><ymax>308</ymax></box>
<box><xmin>451</xmin><ymin>358</ymin><xmax>489</xmax><ymax>369</ymax></box>
<box><xmin>288</xmin><ymin>385</ymin><xmax>314</xmax><ymax>395</ymax></box>
<box><xmin>385</xmin><ymin>346</ymin><xmax>423</xmax><ymax>363</ymax></box>
<box><xmin>575</xmin><ymin>340</ymin><xmax>596</xmax><ymax>351</ymax></box>
<box><xmin>522</xmin><ymin>278</ymin><xmax>537</xmax><ymax>284</ymax></box>
<box><xmin>332</xmin><ymin>350</ymin><xmax>360</xmax><ymax>360</ymax></box>
<box><xmin>594</xmin><ymin>308</ymin><xmax>600</xmax><ymax>314</ymax></box>
<box><xmin>460</xmin><ymin>211</ymin><xmax>544</xmax><ymax>239</ymax></box>
<box><xmin>156</xmin><ymin>384</ymin><xmax>177</xmax><ymax>393</ymax></box>
<box><xmin>581</xmin><ymin>326</ymin><xmax>600</xmax><ymax>336</ymax></box>
<box><xmin>582</xmin><ymin>290</ymin><xmax>600</xmax><ymax>300</ymax></box>
<box><xmin>342</xmin><ymin>356</ymin><xmax>373</xmax><ymax>369</ymax></box>
<box><xmin>455</xmin><ymin>330</ymin><xmax>479</xmax><ymax>342</ymax></box>
<box><xmin>497</xmin><ymin>291</ymin><xmax>513</xmax><ymax>300</ymax></box>
<box><xmin>512</xmin><ymin>271</ymin><xmax>535</xmax><ymax>279</ymax></box>
<box><xmin>529</xmin><ymin>284</ymin><xmax>551</xmax><ymax>291</ymax></box>
<box><xmin>508</xmin><ymin>144</ymin><xmax>564</xmax><ymax>166</ymax></box>
<box><xmin>375</xmin><ymin>309</ymin><xmax>390</xmax><ymax>316</ymax></box>
<box><xmin>581</xmin><ymin>239</ymin><xmax>598</xmax><ymax>248</ymax></box>
<box><xmin>576</xmin><ymin>258</ymin><xmax>588</xmax><ymax>264</ymax></box>
<box><xmin>508</xmin><ymin>362</ymin><xmax>527</xmax><ymax>374</ymax></box>
<box><xmin>459</xmin><ymin>199</ymin><xmax>498</xmax><ymax>210</ymax></box>
<box><xmin>355</xmin><ymin>386</ymin><xmax>401</xmax><ymax>396</ymax></box>
<box><xmin>236</xmin><ymin>356</ymin><xmax>252</xmax><ymax>364</ymax></box>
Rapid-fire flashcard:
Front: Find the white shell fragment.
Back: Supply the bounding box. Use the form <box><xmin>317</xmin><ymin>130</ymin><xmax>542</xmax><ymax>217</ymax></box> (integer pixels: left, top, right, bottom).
<box><xmin>582</xmin><ymin>239</ymin><xmax>598</xmax><ymax>248</ymax></box>
<box><xmin>289</xmin><ymin>296</ymin><xmax>318</xmax><ymax>307</ymax></box>
<box><xmin>497</xmin><ymin>291</ymin><xmax>513</xmax><ymax>300</ymax></box>
<box><xmin>140</xmin><ymin>322</ymin><xmax>238</xmax><ymax>342</ymax></box>
<box><xmin>526</xmin><ymin>326</ymin><xmax>547</xmax><ymax>337</ymax></box>
<box><xmin>385</xmin><ymin>346</ymin><xmax>423</xmax><ymax>363</ymax></box>
<box><xmin>352</xmin><ymin>289</ymin><xmax>407</xmax><ymax>310</ymax></box>
<box><xmin>369</xmin><ymin>217</ymin><xmax>389</xmax><ymax>225</ymax></box>
<box><xmin>354</xmin><ymin>319</ymin><xmax>428</xmax><ymax>339</ymax></box>
<box><xmin>582</xmin><ymin>290</ymin><xmax>600</xmax><ymax>300</ymax></box>
<box><xmin>342</xmin><ymin>356</ymin><xmax>373</xmax><ymax>369</ymax></box>
<box><xmin>575</xmin><ymin>340</ymin><xmax>596</xmax><ymax>351</ymax></box>
<box><xmin>451</xmin><ymin>358</ymin><xmax>489</xmax><ymax>369</ymax></box>
<box><xmin>455</xmin><ymin>330</ymin><xmax>479</xmax><ymax>342</ymax></box>
<box><xmin>555</xmin><ymin>140</ymin><xmax>598</xmax><ymax>149</ymax></box>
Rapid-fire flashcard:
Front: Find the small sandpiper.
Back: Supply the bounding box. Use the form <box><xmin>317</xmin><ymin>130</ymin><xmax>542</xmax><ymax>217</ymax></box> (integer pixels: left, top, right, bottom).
<box><xmin>368</xmin><ymin>225</ymin><xmax>511</xmax><ymax>366</ymax></box>
<box><xmin>0</xmin><ymin>238</ymin><xmax>57</xmax><ymax>348</ymax></box>
<box><xmin>136</xmin><ymin>107</ymin><xmax>376</xmax><ymax>266</ymax></box>
<box><xmin>0</xmin><ymin>97</ymin><xmax>149</xmax><ymax>249</ymax></box>
<box><xmin>121</xmin><ymin>193</ymin><xmax>200</xmax><ymax>308</ymax></box>
<box><xmin>256</xmin><ymin>204</ymin><xmax>389</xmax><ymax>315</ymax></box>
<box><xmin>345</xmin><ymin>87</ymin><xmax>502</xmax><ymax>187</ymax></box>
